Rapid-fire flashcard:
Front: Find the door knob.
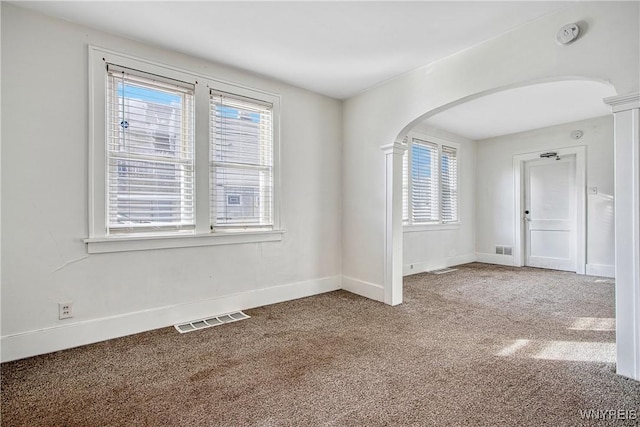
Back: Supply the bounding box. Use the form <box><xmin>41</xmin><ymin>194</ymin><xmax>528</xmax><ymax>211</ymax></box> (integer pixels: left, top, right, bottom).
<box><xmin>525</xmin><ymin>210</ymin><xmax>530</xmax><ymax>214</ymax></box>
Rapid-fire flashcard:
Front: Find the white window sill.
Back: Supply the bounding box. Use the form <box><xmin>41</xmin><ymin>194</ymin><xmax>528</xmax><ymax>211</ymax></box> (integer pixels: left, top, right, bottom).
<box><xmin>403</xmin><ymin>223</ymin><xmax>461</xmax><ymax>233</ymax></box>
<box><xmin>85</xmin><ymin>230</ymin><xmax>285</xmax><ymax>254</ymax></box>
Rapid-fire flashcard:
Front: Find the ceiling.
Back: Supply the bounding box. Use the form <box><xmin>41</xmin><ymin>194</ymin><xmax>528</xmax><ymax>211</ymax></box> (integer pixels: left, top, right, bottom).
<box><xmin>422</xmin><ymin>80</ymin><xmax>616</xmax><ymax>140</ymax></box>
<box><xmin>17</xmin><ymin>1</ymin><xmax>610</xmax><ymax>139</ymax></box>
<box><xmin>16</xmin><ymin>1</ymin><xmax>570</xmax><ymax>99</ymax></box>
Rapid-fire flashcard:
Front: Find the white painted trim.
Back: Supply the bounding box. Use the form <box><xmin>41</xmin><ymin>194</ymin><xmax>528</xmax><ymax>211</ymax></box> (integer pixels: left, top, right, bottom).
<box><xmin>380</xmin><ymin>141</ymin><xmax>408</xmax><ymax>155</ymax></box>
<box><xmin>341</xmin><ymin>276</ymin><xmax>385</xmax><ymax>302</ymax></box>
<box><xmin>88</xmin><ymin>45</ymin><xmax>282</xmax><ymax>242</ymax></box>
<box><xmin>403</xmin><ymin>223</ymin><xmax>461</xmax><ymax>232</ymax></box>
<box><xmin>403</xmin><ymin>252</ymin><xmax>475</xmax><ymax>276</ymax></box>
<box><xmin>403</xmin><ymin>260</ymin><xmax>436</xmax><ymax>276</ymax></box>
<box><xmin>447</xmin><ymin>253</ymin><xmax>477</xmax><ymax>268</ymax></box>
<box><xmin>513</xmin><ymin>146</ymin><xmax>586</xmax><ymax>274</ymax></box>
<box><xmin>475</xmin><ymin>252</ymin><xmax>515</xmax><ymax>267</ymax></box>
<box><xmin>604</xmin><ymin>93</ymin><xmax>640</xmax><ymax>113</ymax></box>
<box><xmin>609</xmin><ymin>102</ymin><xmax>640</xmax><ymax>381</ymax></box>
<box><xmin>1</xmin><ymin>275</ymin><xmax>341</xmax><ymax>363</ymax></box>
<box><xmin>381</xmin><ymin>141</ymin><xmax>407</xmax><ymax>306</ymax></box>
<box><xmin>85</xmin><ymin>230</ymin><xmax>285</xmax><ymax>254</ymax></box>
<box><xmin>585</xmin><ymin>263</ymin><xmax>615</xmax><ymax>278</ymax></box>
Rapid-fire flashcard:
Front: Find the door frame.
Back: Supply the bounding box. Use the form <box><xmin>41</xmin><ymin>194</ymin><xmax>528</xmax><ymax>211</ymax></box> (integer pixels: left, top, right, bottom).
<box><xmin>513</xmin><ymin>146</ymin><xmax>586</xmax><ymax>274</ymax></box>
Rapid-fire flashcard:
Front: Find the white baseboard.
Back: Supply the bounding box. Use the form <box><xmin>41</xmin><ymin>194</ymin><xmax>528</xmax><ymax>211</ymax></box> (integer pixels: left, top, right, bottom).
<box><xmin>403</xmin><ymin>253</ymin><xmax>476</xmax><ymax>276</ymax></box>
<box><xmin>1</xmin><ymin>275</ymin><xmax>341</xmax><ymax>363</ymax></box>
<box><xmin>448</xmin><ymin>253</ymin><xmax>477</xmax><ymax>267</ymax></box>
<box><xmin>403</xmin><ymin>260</ymin><xmax>436</xmax><ymax>276</ymax></box>
<box><xmin>586</xmin><ymin>263</ymin><xmax>615</xmax><ymax>278</ymax></box>
<box><xmin>475</xmin><ymin>252</ymin><xmax>515</xmax><ymax>267</ymax></box>
<box><xmin>341</xmin><ymin>275</ymin><xmax>384</xmax><ymax>302</ymax></box>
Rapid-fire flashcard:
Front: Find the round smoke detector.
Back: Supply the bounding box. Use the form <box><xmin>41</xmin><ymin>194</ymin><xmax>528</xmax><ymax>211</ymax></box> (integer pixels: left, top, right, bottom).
<box><xmin>556</xmin><ymin>23</ymin><xmax>580</xmax><ymax>45</ymax></box>
<box><xmin>571</xmin><ymin>130</ymin><xmax>583</xmax><ymax>139</ymax></box>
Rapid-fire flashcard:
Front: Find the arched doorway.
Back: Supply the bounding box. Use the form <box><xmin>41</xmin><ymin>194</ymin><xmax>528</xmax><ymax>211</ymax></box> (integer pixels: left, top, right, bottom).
<box><xmin>385</xmin><ymin>76</ymin><xmax>615</xmax><ymax>303</ymax></box>
<box><xmin>382</xmin><ymin>77</ymin><xmax>640</xmax><ymax>380</ymax></box>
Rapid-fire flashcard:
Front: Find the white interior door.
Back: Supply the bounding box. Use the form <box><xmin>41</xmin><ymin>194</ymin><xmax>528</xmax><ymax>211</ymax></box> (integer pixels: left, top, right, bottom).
<box><xmin>524</xmin><ymin>155</ymin><xmax>577</xmax><ymax>272</ymax></box>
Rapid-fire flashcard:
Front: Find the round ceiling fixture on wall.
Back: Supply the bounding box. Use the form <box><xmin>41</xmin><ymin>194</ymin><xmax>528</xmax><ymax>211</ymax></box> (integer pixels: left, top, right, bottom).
<box><xmin>556</xmin><ymin>23</ymin><xmax>580</xmax><ymax>45</ymax></box>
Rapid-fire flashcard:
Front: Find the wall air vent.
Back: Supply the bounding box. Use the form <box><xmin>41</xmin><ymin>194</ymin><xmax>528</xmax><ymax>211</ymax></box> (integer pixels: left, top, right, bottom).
<box><xmin>496</xmin><ymin>246</ymin><xmax>513</xmax><ymax>256</ymax></box>
<box><xmin>174</xmin><ymin>311</ymin><xmax>250</xmax><ymax>334</ymax></box>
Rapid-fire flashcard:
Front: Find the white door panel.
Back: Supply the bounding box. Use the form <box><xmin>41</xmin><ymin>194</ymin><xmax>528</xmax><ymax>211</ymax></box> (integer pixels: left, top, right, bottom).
<box><xmin>524</xmin><ymin>156</ymin><xmax>576</xmax><ymax>272</ymax></box>
<box><xmin>530</xmin><ymin>230</ymin><xmax>571</xmax><ymax>259</ymax></box>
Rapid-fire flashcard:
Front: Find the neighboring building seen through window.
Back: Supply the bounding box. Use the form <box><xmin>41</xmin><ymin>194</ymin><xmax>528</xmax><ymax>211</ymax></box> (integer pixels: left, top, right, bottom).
<box><xmin>210</xmin><ymin>94</ymin><xmax>273</xmax><ymax>230</ymax></box>
<box><xmin>91</xmin><ymin>49</ymin><xmax>280</xmax><ymax>244</ymax></box>
<box><xmin>107</xmin><ymin>66</ymin><xmax>195</xmax><ymax>234</ymax></box>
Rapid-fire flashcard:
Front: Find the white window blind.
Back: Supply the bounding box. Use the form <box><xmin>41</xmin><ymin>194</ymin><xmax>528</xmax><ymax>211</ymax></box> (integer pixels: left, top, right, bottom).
<box><xmin>106</xmin><ymin>65</ymin><xmax>195</xmax><ymax>234</ymax></box>
<box><xmin>411</xmin><ymin>138</ymin><xmax>439</xmax><ymax>223</ymax></box>
<box><xmin>402</xmin><ymin>149</ymin><xmax>409</xmax><ymax>223</ymax></box>
<box><xmin>441</xmin><ymin>145</ymin><xmax>459</xmax><ymax>222</ymax></box>
<box><xmin>210</xmin><ymin>92</ymin><xmax>273</xmax><ymax>230</ymax></box>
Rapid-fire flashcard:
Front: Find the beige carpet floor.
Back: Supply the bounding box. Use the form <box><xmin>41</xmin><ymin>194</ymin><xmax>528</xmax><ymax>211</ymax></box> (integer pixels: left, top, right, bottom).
<box><xmin>1</xmin><ymin>263</ymin><xmax>639</xmax><ymax>426</ymax></box>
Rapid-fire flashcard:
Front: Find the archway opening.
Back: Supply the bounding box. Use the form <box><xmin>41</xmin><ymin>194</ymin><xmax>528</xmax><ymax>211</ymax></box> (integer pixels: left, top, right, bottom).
<box><xmin>387</xmin><ymin>77</ymin><xmax>617</xmax><ymax>303</ymax></box>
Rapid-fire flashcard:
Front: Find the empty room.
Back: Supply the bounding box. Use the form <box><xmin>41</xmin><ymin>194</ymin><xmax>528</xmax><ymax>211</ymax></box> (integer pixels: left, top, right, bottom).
<box><xmin>1</xmin><ymin>1</ymin><xmax>639</xmax><ymax>426</ymax></box>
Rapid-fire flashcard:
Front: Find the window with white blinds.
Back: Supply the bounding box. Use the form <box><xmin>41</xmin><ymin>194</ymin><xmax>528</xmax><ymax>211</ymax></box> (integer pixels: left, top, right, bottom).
<box><xmin>402</xmin><ymin>149</ymin><xmax>409</xmax><ymax>223</ymax></box>
<box><xmin>90</xmin><ymin>49</ymin><xmax>281</xmax><ymax>249</ymax></box>
<box><xmin>106</xmin><ymin>65</ymin><xmax>195</xmax><ymax>234</ymax></box>
<box><xmin>402</xmin><ymin>135</ymin><xmax>459</xmax><ymax>225</ymax></box>
<box><xmin>441</xmin><ymin>145</ymin><xmax>459</xmax><ymax>223</ymax></box>
<box><xmin>210</xmin><ymin>92</ymin><xmax>273</xmax><ymax>230</ymax></box>
<box><xmin>411</xmin><ymin>138</ymin><xmax>439</xmax><ymax>223</ymax></box>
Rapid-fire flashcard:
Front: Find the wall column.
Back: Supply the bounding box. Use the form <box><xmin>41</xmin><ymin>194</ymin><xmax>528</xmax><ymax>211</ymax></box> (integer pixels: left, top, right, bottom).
<box><xmin>605</xmin><ymin>93</ymin><xmax>640</xmax><ymax>381</ymax></box>
<box><xmin>381</xmin><ymin>141</ymin><xmax>407</xmax><ymax>306</ymax></box>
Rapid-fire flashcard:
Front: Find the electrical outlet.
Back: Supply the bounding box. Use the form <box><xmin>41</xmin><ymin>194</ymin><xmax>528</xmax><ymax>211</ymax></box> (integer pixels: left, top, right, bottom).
<box><xmin>59</xmin><ymin>302</ymin><xmax>73</xmax><ymax>319</ymax></box>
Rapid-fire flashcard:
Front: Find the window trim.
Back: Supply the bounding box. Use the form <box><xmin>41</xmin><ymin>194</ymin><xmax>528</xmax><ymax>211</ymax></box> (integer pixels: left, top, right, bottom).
<box><xmin>87</xmin><ymin>46</ymin><xmax>282</xmax><ymax>253</ymax></box>
<box><xmin>403</xmin><ymin>132</ymin><xmax>461</xmax><ymax>230</ymax></box>
<box><xmin>209</xmin><ymin>89</ymin><xmax>277</xmax><ymax>231</ymax></box>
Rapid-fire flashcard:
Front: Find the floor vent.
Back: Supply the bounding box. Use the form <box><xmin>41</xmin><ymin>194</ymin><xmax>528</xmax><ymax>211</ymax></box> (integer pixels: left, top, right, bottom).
<box><xmin>431</xmin><ymin>268</ymin><xmax>458</xmax><ymax>275</ymax></box>
<box><xmin>174</xmin><ymin>311</ymin><xmax>250</xmax><ymax>334</ymax></box>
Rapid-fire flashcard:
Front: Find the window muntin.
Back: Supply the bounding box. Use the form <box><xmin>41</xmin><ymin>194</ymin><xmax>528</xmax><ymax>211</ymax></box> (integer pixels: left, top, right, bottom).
<box><xmin>403</xmin><ymin>136</ymin><xmax>459</xmax><ymax>225</ymax></box>
<box><xmin>106</xmin><ymin>65</ymin><xmax>195</xmax><ymax>234</ymax></box>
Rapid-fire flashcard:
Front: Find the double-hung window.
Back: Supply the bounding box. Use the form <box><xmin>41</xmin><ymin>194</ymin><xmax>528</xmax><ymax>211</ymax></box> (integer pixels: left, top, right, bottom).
<box><xmin>88</xmin><ymin>47</ymin><xmax>281</xmax><ymax>253</ymax></box>
<box><xmin>106</xmin><ymin>65</ymin><xmax>195</xmax><ymax>234</ymax></box>
<box><xmin>403</xmin><ymin>134</ymin><xmax>459</xmax><ymax>226</ymax></box>
<box><xmin>210</xmin><ymin>93</ymin><xmax>273</xmax><ymax>230</ymax></box>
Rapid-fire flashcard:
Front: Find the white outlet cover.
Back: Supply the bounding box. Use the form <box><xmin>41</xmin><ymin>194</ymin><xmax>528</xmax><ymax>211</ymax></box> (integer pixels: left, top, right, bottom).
<box><xmin>58</xmin><ymin>301</ymin><xmax>73</xmax><ymax>319</ymax></box>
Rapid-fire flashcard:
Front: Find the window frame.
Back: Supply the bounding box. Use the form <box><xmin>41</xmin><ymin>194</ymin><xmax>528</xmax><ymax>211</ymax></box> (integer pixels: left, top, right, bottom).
<box><xmin>403</xmin><ymin>132</ymin><xmax>461</xmax><ymax>231</ymax></box>
<box><xmin>209</xmin><ymin>90</ymin><xmax>276</xmax><ymax>231</ymax></box>
<box><xmin>86</xmin><ymin>46</ymin><xmax>282</xmax><ymax>253</ymax></box>
<box><xmin>105</xmin><ymin>64</ymin><xmax>197</xmax><ymax>235</ymax></box>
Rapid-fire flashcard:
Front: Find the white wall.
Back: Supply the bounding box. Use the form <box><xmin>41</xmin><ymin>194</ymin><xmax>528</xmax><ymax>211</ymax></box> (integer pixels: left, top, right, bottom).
<box><xmin>402</xmin><ymin>125</ymin><xmax>476</xmax><ymax>275</ymax></box>
<box><xmin>343</xmin><ymin>1</ymin><xmax>638</xmax><ymax>290</ymax></box>
<box><xmin>0</xmin><ymin>4</ymin><xmax>343</xmax><ymax>361</ymax></box>
<box><xmin>476</xmin><ymin>116</ymin><xmax>614</xmax><ymax>277</ymax></box>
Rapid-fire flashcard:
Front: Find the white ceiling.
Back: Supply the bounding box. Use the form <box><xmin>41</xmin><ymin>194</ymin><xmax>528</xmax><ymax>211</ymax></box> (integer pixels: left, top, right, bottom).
<box><xmin>17</xmin><ymin>1</ymin><xmax>607</xmax><ymax>139</ymax></box>
<box><xmin>422</xmin><ymin>80</ymin><xmax>616</xmax><ymax>140</ymax></box>
<box><xmin>16</xmin><ymin>1</ymin><xmax>570</xmax><ymax>99</ymax></box>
